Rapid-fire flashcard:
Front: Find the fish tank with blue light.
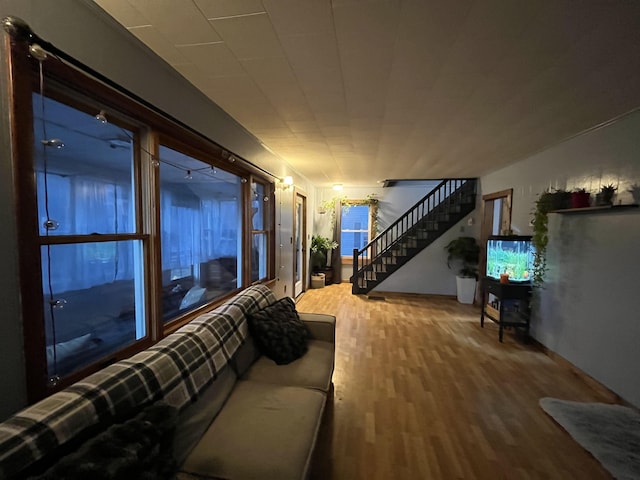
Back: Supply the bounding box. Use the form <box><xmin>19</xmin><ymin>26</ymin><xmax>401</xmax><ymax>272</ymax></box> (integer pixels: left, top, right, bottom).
<box><xmin>486</xmin><ymin>235</ymin><xmax>534</xmax><ymax>283</ymax></box>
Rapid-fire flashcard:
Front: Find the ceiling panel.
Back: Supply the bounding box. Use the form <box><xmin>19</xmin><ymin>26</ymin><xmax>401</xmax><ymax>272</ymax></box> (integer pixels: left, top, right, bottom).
<box><xmin>210</xmin><ymin>13</ymin><xmax>282</xmax><ymax>60</ymax></box>
<box><xmin>95</xmin><ymin>0</ymin><xmax>640</xmax><ymax>187</ymax></box>
<box><xmin>194</xmin><ymin>0</ymin><xmax>265</xmax><ymax>19</ymax></box>
<box><xmin>127</xmin><ymin>0</ymin><xmax>221</xmax><ymax>45</ymax></box>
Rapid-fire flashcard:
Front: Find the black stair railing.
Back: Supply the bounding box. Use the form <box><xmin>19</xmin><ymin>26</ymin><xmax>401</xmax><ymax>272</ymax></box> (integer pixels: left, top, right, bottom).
<box><xmin>352</xmin><ymin>178</ymin><xmax>476</xmax><ymax>293</ymax></box>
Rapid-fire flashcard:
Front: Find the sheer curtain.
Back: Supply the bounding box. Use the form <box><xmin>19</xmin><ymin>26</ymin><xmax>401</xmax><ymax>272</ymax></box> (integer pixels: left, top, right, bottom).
<box><xmin>37</xmin><ymin>172</ymin><xmax>241</xmax><ymax>292</ymax></box>
<box><xmin>37</xmin><ymin>173</ymin><xmax>135</xmax><ymax>292</ymax></box>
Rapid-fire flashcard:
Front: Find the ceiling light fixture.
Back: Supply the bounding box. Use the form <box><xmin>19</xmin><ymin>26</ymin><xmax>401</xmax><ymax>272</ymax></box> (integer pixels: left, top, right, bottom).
<box><xmin>332</xmin><ymin>184</ymin><xmax>343</xmax><ymax>191</ymax></box>
<box><xmin>184</xmin><ymin>170</ymin><xmax>193</xmax><ymax>180</ymax></box>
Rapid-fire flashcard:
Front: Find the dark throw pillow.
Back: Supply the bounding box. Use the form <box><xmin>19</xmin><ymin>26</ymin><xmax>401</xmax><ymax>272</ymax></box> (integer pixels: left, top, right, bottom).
<box><xmin>247</xmin><ymin>297</ymin><xmax>309</xmax><ymax>365</ymax></box>
<box><xmin>33</xmin><ymin>401</ymin><xmax>178</xmax><ymax>480</ymax></box>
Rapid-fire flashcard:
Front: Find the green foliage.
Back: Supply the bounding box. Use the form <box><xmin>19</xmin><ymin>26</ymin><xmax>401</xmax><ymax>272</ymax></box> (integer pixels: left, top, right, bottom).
<box><xmin>531</xmin><ymin>190</ymin><xmax>556</xmax><ymax>286</ymax></box>
<box><xmin>310</xmin><ymin>235</ymin><xmax>338</xmax><ymax>272</ymax></box>
<box><xmin>444</xmin><ymin>236</ymin><xmax>480</xmax><ymax>278</ymax></box>
<box><xmin>310</xmin><ymin>235</ymin><xmax>338</xmax><ymax>254</ymax></box>
<box><xmin>486</xmin><ymin>248</ymin><xmax>530</xmax><ymax>280</ymax></box>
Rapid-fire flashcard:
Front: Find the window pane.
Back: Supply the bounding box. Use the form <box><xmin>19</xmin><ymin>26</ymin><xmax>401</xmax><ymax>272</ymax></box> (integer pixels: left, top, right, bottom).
<box><xmin>41</xmin><ymin>240</ymin><xmax>145</xmax><ymax>378</ymax></box>
<box><xmin>159</xmin><ymin>145</ymin><xmax>241</xmax><ymax>320</ymax></box>
<box><xmin>252</xmin><ymin>182</ymin><xmax>265</xmax><ymax>230</ymax></box>
<box><xmin>252</xmin><ymin>233</ymin><xmax>267</xmax><ymax>282</ymax></box>
<box><xmin>340</xmin><ymin>205</ymin><xmax>370</xmax><ymax>256</ymax></box>
<box><xmin>33</xmin><ymin>94</ymin><xmax>135</xmax><ymax>236</ymax></box>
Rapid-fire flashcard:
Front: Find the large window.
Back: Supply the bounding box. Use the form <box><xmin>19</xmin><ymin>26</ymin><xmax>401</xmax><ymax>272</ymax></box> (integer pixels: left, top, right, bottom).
<box><xmin>9</xmin><ymin>41</ymin><xmax>275</xmax><ymax>401</ymax></box>
<box><xmin>34</xmin><ymin>93</ymin><xmax>147</xmax><ymax>381</ymax></box>
<box><xmin>158</xmin><ymin>144</ymin><xmax>242</xmax><ymax>320</ymax></box>
<box><xmin>340</xmin><ymin>204</ymin><xmax>372</xmax><ymax>258</ymax></box>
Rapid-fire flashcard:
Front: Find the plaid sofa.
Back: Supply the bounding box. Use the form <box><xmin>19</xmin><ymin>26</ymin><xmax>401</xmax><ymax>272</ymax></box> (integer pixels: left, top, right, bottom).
<box><xmin>0</xmin><ymin>285</ymin><xmax>278</xmax><ymax>479</ymax></box>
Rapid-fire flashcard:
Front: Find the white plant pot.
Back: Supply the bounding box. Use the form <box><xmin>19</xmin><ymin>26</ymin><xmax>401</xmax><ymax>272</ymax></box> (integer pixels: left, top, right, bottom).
<box><xmin>456</xmin><ymin>276</ymin><xmax>477</xmax><ymax>304</ymax></box>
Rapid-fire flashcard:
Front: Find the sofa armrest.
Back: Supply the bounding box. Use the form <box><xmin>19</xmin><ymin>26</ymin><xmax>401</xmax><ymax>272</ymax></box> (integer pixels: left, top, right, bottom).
<box><xmin>298</xmin><ymin>312</ymin><xmax>335</xmax><ymax>344</ymax></box>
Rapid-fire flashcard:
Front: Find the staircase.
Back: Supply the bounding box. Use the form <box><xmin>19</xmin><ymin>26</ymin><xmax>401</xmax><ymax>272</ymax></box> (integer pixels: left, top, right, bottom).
<box><xmin>351</xmin><ymin>178</ymin><xmax>477</xmax><ymax>294</ymax></box>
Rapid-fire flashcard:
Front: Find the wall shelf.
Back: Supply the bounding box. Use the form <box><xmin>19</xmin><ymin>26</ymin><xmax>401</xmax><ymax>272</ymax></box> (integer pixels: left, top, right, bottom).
<box><xmin>550</xmin><ymin>204</ymin><xmax>639</xmax><ymax>214</ymax></box>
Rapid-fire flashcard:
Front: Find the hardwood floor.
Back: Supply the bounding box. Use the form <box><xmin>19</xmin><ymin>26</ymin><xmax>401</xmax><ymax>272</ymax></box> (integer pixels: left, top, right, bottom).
<box><xmin>298</xmin><ymin>283</ymin><xmax>613</xmax><ymax>480</ymax></box>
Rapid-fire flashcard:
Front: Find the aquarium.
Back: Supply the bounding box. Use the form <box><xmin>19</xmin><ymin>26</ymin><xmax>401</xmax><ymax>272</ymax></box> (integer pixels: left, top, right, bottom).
<box><xmin>486</xmin><ymin>235</ymin><xmax>534</xmax><ymax>282</ymax></box>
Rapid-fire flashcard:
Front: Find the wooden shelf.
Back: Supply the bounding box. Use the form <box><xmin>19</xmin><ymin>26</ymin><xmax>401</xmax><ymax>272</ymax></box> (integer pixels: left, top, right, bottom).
<box><xmin>550</xmin><ymin>204</ymin><xmax>639</xmax><ymax>214</ymax></box>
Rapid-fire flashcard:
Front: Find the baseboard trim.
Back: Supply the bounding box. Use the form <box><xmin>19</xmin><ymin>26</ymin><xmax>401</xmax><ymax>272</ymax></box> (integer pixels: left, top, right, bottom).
<box><xmin>529</xmin><ymin>338</ymin><xmax>625</xmax><ymax>405</ymax></box>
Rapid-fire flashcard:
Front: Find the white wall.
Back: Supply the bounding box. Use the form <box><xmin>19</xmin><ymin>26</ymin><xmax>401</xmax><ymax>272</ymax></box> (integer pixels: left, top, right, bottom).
<box><xmin>481</xmin><ymin>108</ymin><xmax>640</xmax><ymax>407</ymax></box>
<box><xmin>0</xmin><ymin>0</ymin><xmax>304</xmax><ymax>419</ymax></box>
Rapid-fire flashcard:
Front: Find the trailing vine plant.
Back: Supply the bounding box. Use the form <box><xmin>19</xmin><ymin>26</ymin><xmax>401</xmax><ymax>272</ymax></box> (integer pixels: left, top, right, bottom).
<box><xmin>317</xmin><ymin>193</ymin><xmax>380</xmax><ymax>237</ymax></box>
<box><xmin>531</xmin><ymin>188</ymin><xmax>569</xmax><ymax>286</ymax></box>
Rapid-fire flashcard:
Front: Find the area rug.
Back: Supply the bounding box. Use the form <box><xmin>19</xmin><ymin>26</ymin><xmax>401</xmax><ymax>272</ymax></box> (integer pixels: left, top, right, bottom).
<box><xmin>539</xmin><ymin>397</ymin><xmax>640</xmax><ymax>480</ymax></box>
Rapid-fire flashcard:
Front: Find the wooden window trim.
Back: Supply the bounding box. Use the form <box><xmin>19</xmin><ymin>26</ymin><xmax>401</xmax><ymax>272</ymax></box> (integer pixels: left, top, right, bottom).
<box><xmin>7</xmin><ymin>37</ymin><xmax>276</xmax><ymax>402</ymax></box>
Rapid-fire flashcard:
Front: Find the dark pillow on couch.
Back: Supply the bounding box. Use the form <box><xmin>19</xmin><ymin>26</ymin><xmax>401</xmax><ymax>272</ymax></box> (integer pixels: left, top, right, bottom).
<box><xmin>247</xmin><ymin>297</ymin><xmax>309</xmax><ymax>365</ymax></box>
<box><xmin>32</xmin><ymin>401</ymin><xmax>178</xmax><ymax>480</ymax></box>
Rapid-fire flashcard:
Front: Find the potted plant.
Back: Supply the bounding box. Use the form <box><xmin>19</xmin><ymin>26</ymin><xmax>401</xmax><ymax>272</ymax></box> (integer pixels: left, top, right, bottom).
<box><xmin>629</xmin><ymin>183</ymin><xmax>640</xmax><ymax>205</ymax></box>
<box><xmin>310</xmin><ymin>235</ymin><xmax>338</xmax><ymax>274</ymax></box>
<box><xmin>570</xmin><ymin>188</ymin><xmax>591</xmax><ymax>208</ymax></box>
<box><xmin>596</xmin><ymin>183</ymin><xmax>617</xmax><ymax>206</ymax></box>
<box><xmin>444</xmin><ymin>236</ymin><xmax>480</xmax><ymax>304</ymax></box>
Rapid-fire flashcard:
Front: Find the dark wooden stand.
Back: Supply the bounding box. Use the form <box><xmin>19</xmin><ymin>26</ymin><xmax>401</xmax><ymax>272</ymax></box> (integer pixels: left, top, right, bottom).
<box><xmin>480</xmin><ymin>276</ymin><xmax>532</xmax><ymax>342</ymax></box>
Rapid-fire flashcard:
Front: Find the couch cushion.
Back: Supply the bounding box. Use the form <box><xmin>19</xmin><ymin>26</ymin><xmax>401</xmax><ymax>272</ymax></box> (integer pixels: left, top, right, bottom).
<box><xmin>242</xmin><ymin>339</ymin><xmax>334</xmax><ymax>392</ymax></box>
<box><xmin>180</xmin><ymin>381</ymin><xmax>325</xmax><ymax>480</ymax></box>
<box><xmin>247</xmin><ymin>297</ymin><xmax>309</xmax><ymax>365</ymax></box>
<box><xmin>173</xmin><ymin>365</ymin><xmax>237</xmax><ymax>465</ymax></box>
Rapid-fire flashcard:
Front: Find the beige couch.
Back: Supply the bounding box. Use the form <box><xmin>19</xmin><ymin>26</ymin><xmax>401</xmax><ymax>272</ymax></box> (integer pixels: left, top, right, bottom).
<box><xmin>0</xmin><ymin>285</ymin><xmax>335</xmax><ymax>480</ymax></box>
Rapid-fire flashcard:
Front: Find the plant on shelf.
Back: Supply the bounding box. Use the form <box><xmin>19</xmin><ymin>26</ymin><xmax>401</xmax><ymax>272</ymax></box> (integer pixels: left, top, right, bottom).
<box><xmin>310</xmin><ymin>235</ymin><xmax>338</xmax><ymax>273</ymax></box>
<box><xmin>570</xmin><ymin>187</ymin><xmax>591</xmax><ymax>208</ymax></box>
<box><xmin>444</xmin><ymin>236</ymin><xmax>480</xmax><ymax>304</ymax></box>
<box><xmin>628</xmin><ymin>183</ymin><xmax>640</xmax><ymax>205</ymax></box>
<box><xmin>597</xmin><ymin>183</ymin><xmax>617</xmax><ymax>206</ymax></box>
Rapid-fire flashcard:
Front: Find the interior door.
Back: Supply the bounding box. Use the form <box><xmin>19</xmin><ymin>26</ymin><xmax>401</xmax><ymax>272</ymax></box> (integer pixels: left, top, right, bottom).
<box><xmin>294</xmin><ymin>192</ymin><xmax>307</xmax><ymax>297</ymax></box>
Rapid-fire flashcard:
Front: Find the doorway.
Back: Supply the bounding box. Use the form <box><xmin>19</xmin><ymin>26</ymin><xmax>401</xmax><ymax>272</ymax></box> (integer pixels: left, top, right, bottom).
<box><xmin>480</xmin><ymin>189</ymin><xmax>513</xmax><ymax>275</ymax></box>
<box><xmin>294</xmin><ymin>191</ymin><xmax>307</xmax><ymax>297</ymax></box>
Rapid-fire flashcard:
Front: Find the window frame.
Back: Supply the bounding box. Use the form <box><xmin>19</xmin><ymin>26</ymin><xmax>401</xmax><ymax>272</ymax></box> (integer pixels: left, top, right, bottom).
<box><xmin>340</xmin><ymin>199</ymin><xmax>378</xmax><ymax>264</ymax></box>
<box><xmin>7</xmin><ymin>39</ymin><xmax>276</xmax><ymax>401</ymax></box>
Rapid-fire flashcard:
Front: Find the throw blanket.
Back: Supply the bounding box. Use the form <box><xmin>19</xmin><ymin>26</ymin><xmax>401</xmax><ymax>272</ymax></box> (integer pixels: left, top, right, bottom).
<box><xmin>0</xmin><ymin>285</ymin><xmax>277</xmax><ymax>479</ymax></box>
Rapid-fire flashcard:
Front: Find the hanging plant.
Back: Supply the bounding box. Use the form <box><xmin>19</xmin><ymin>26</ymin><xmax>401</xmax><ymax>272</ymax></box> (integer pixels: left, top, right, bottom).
<box><xmin>531</xmin><ymin>190</ymin><xmax>555</xmax><ymax>285</ymax></box>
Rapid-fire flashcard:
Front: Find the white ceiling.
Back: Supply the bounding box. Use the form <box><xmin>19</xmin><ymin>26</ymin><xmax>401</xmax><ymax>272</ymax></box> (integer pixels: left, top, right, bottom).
<box><xmin>94</xmin><ymin>0</ymin><xmax>640</xmax><ymax>187</ymax></box>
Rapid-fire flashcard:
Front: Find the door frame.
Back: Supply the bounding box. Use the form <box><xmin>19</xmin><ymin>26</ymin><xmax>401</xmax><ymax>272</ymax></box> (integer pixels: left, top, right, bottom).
<box><xmin>293</xmin><ymin>189</ymin><xmax>307</xmax><ymax>297</ymax></box>
<box><xmin>480</xmin><ymin>188</ymin><xmax>513</xmax><ymax>277</ymax></box>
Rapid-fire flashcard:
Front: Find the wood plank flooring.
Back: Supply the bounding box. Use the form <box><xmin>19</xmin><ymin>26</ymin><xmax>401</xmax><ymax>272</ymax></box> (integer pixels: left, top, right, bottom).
<box><xmin>298</xmin><ymin>283</ymin><xmax>614</xmax><ymax>480</ymax></box>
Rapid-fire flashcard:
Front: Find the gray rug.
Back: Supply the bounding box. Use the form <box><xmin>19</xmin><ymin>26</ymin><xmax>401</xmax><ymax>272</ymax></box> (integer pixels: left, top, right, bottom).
<box><xmin>539</xmin><ymin>398</ymin><xmax>640</xmax><ymax>480</ymax></box>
